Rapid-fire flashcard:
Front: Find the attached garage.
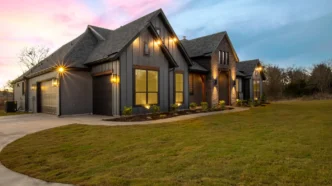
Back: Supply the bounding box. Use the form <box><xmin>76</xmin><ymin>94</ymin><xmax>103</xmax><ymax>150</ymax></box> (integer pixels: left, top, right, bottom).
<box><xmin>93</xmin><ymin>75</ymin><xmax>112</xmax><ymax>116</ymax></box>
<box><xmin>38</xmin><ymin>80</ymin><xmax>58</xmax><ymax>114</ymax></box>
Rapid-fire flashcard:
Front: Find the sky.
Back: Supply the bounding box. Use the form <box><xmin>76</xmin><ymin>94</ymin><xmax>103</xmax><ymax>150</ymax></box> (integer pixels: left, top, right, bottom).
<box><xmin>0</xmin><ymin>0</ymin><xmax>331</xmax><ymax>88</ymax></box>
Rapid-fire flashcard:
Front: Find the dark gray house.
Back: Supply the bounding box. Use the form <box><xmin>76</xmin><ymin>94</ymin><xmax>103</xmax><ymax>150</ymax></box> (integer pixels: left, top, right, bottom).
<box><xmin>236</xmin><ymin>59</ymin><xmax>266</xmax><ymax>100</ymax></box>
<box><xmin>181</xmin><ymin>32</ymin><xmax>239</xmax><ymax>107</ymax></box>
<box><xmin>12</xmin><ymin>8</ymin><xmax>264</xmax><ymax>116</ymax></box>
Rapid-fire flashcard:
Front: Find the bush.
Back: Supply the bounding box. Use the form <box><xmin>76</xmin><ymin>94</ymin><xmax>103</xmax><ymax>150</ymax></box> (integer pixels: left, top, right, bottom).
<box><xmin>151</xmin><ymin>105</ymin><xmax>160</xmax><ymax>114</ymax></box>
<box><xmin>189</xmin><ymin>102</ymin><xmax>197</xmax><ymax>110</ymax></box>
<box><xmin>261</xmin><ymin>93</ymin><xmax>267</xmax><ymax>104</ymax></box>
<box><xmin>248</xmin><ymin>99</ymin><xmax>254</xmax><ymax>107</ymax></box>
<box><xmin>201</xmin><ymin>102</ymin><xmax>208</xmax><ymax>111</ymax></box>
<box><xmin>122</xmin><ymin>106</ymin><xmax>132</xmax><ymax>116</ymax></box>
<box><xmin>236</xmin><ymin>99</ymin><xmax>243</xmax><ymax>106</ymax></box>
<box><xmin>170</xmin><ymin>104</ymin><xmax>179</xmax><ymax>113</ymax></box>
<box><xmin>219</xmin><ymin>100</ymin><xmax>225</xmax><ymax>110</ymax></box>
<box><xmin>212</xmin><ymin>104</ymin><xmax>219</xmax><ymax>111</ymax></box>
<box><xmin>254</xmin><ymin>100</ymin><xmax>260</xmax><ymax>106</ymax></box>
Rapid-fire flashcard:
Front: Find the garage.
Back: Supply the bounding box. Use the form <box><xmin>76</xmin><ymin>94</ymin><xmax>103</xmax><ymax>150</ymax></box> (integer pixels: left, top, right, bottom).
<box><xmin>38</xmin><ymin>80</ymin><xmax>58</xmax><ymax>114</ymax></box>
<box><xmin>93</xmin><ymin>75</ymin><xmax>112</xmax><ymax>116</ymax></box>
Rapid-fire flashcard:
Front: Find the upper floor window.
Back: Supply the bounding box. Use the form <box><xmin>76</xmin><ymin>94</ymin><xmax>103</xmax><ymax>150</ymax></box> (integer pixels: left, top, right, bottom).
<box><xmin>144</xmin><ymin>42</ymin><xmax>150</xmax><ymax>55</ymax></box>
<box><xmin>219</xmin><ymin>51</ymin><xmax>230</xmax><ymax>65</ymax></box>
<box><xmin>135</xmin><ymin>69</ymin><xmax>158</xmax><ymax>105</ymax></box>
<box><xmin>175</xmin><ymin>73</ymin><xmax>184</xmax><ymax>103</ymax></box>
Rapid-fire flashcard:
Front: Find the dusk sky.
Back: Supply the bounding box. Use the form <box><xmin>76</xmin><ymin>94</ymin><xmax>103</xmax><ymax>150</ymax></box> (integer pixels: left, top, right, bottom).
<box><xmin>1</xmin><ymin>0</ymin><xmax>331</xmax><ymax>88</ymax></box>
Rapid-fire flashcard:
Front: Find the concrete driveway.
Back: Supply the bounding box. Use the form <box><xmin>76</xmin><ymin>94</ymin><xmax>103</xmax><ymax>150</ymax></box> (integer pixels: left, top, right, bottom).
<box><xmin>0</xmin><ymin>113</ymin><xmax>112</xmax><ymax>186</ymax></box>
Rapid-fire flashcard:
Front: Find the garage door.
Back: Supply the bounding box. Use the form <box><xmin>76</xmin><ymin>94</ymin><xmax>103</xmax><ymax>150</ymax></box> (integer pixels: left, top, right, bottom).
<box><xmin>93</xmin><ymin>75</ymin><xmax>112</xmax><ymax>116</ymax></box>
<box><xmin>40</xmin><ymin>80</ymin><xmax>57</xmax><ymax>114</ymax></box>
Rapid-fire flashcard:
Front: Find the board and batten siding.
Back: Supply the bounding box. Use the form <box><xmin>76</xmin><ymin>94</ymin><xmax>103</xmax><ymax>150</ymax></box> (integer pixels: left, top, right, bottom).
<box><xmin>151</xmin><ymin>15</ymin><xmax>190</xmax><ymax>109</ymax></box>
<box><xmin>91</xmin><ymin>60</ymin><xmax>120</xmax><ymax>116</ymax></box>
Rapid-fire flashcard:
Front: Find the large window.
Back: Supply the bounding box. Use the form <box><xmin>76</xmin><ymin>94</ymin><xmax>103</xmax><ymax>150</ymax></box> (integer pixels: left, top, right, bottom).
<box><xmin>219</xmin><ymin>51</ymin><xmax>229</xmax><ymax>65</ymax></box>
<box><xmin>135</xmin><ymin>69</ymin><xmax>158</xmax><ymax>105</ymax></box>
<box><xmin>189</xmin><ymin>73</ymin><xmax>194</xmax><ymax>95</ymax></box>
<box><xmin>175</xmin><ymin>73</ymin><xmax>184</xmax><ymax>103</ymax></box>
<box><xmin>253</xmin><ymin>80</ymin><xmax>260</xmax><ymax>99</ymax></box>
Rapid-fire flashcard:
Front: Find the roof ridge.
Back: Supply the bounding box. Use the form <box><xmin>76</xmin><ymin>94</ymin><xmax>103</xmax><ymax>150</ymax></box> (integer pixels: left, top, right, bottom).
<box><xmin>88</xmin><ymin>25</ymin><xmax>113</xmax><ymax>31</ymax></box>
<box><xmin>181</xmin><ymin>31</ymin><xmax>226</xmax><ymax>41</ymax></box>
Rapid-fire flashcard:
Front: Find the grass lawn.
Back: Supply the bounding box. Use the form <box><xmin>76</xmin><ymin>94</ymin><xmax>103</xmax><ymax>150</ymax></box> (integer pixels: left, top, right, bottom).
<box><xmin>0</xmin><ymin>110</ymin><xmax>27</xmax><ymax>117</ymax></box>
<box><xmin>1</xmin><ymin>100</ymin><xmax>332</xmax><ymax>185</ymax></box>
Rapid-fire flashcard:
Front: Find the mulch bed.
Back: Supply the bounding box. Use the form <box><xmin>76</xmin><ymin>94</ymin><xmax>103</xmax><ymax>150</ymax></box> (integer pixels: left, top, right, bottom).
<box><xmin>104</xmin><ymin>107</ymin><xmax>234</xmax><ymax>122</ymax></box>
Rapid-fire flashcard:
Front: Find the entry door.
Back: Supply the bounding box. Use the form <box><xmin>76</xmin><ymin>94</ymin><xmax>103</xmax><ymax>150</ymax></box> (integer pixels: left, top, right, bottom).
<box><xmin>40</xmin><ymin>80</ymin><xmax>57</xmax><ymax>114</ymax></box>
<box><xmin>219</xmin><ymin>72</ymin><xmax>230</xmax><ymax>105</ymax></box>
<box><xmin>93</xmin><ymin>75</ymin><xmax>112</xmax><ymax>116</ymax></box>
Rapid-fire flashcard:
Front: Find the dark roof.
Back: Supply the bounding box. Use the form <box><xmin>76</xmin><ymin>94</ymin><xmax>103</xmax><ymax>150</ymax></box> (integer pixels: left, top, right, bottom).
<box><xmin>237</xmin><ymin>59</ymin><xmax>266</xmax><ymax>80</ymax></box>
<box><xmin>189</xmin><ymin>61</ymin><xmax>208</xmax><ymax>72</ymax></box>
<box><xmin>181</xmin><ymin>32</ymin><xmax>226</xmax><ymax>58</ymax></box>
<box><xmin>85</xmin><ymin>9</ymin><xmax>161</xmax><ymax>64</ymax></box>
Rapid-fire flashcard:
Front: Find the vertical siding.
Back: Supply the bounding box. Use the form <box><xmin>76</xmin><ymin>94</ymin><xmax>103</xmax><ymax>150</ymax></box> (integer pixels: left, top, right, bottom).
<box><xmin>92</xmin><ymin>60</ymin><xmax>120</xmax><ymax>116</ymax></box>
<box><xmin>189</xmin><ymin>73</ymin><xmax>205</xmax><ymax>104</ymax></box>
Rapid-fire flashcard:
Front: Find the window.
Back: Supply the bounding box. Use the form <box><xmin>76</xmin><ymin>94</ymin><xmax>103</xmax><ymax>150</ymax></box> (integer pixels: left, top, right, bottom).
<box><xmin>236</xmin><ymin>78</ymin><xmax>242</xmax><ymax>93</ymax></box>
<box><xmin>22</xmin><ymin>82</ymin><xmax>25</xmax><ymax>95</ymax></box>
<box><xmin>253</xmin><ymin>79</ymin><xmax>260</xmax><ymax>99</ymax></box>
<box><xmin>135</xmin><ymin>69</ymin><xmax>158</xmax><ymax>105</ymax></box>
<box><xmin>226</xmin><ymin>52</ymin><xmax>230</xmax><ymax>65</ymax></box>
<box><xmin>221</xmin><ymin>51</ymin><xmax>225</xmax><ymax>64</ymax></box>
<box><xmin>175</xmin><ymin>73</ymin><xmax>184</xmax><ymax>103</ymax></box>
<box><xmin>144</xmin><ymin>42</ymin><xmax>149</xmax><ymax>55</ymax></box>
<box><xmin>189</xmin><ymin>73</ymin><xmax>194</xmax><ymax>95</ymax></box>
<box><xmin>156</xmin><ymin>27</ymin><xmax>161</xmax><ymax>35</ymax></box>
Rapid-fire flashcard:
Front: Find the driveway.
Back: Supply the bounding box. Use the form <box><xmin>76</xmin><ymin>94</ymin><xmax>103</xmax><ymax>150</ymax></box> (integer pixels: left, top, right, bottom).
<box><xmin>0</xmin><ymin>107</ymin><xmax>248</xmax><ymax>186</ymax></box>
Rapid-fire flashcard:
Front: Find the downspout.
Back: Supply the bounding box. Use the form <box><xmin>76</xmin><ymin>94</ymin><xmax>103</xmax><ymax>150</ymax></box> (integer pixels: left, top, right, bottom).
<box><xmin>58</xmin><ymin>73</ymin><xmax>62</xmax><ymax>117</ymax></box>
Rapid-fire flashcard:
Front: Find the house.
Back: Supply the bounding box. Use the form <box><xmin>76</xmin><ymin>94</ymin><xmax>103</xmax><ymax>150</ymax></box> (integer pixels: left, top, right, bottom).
<box><xmin>236</xmin><ymin>59</ymin><xmax>266</xmax><ymax>100</ymax></box>
<box><xmin>12</xmin><ymin>8</ymin><xmax>264</xmax><ymax>116</ymax></box>
<box><xmin>12</xmin><ymin>9</ymin><xmax>192</xmax><ymax>116</ymax></box>
<box><xmin>181</xmin><ymin>32</ymin><xmax>239</xmax><ymax>107</ymax></box>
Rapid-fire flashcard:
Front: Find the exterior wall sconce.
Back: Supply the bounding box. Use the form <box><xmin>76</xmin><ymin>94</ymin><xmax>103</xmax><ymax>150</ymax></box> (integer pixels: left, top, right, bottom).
<box><xmin>52</xmin><ymin>78</ymin><xmax>59</xmax><ymax>87</ymax></box>
<box><xmin>213</xmin><ymin>79</ymin><xmax>218</xmax><ymax>86</ymax></box>
<box><xmin>256</xmin><ymin>66</ymin><xmax>263</xmax><ymax>72</ymax></box>
<box><xmin>110</xmin><ymin>74</ymin><xmax>120</xmax><ymax>84</ymax></box>
<box><xmin>172</xmin><ymin>37</ymin><xmax>178</xmax><ymax>42</ymax></box>
<box><xmin>155</xmin><ymin>40</ymin><xmax>162</xmax><ymax>45</ymax></box>
<box><xmin>57</xmin><ymin>66</ymin><xmax>66</xmax><ymax>74</ymax></box>
<box><xmin>31</xmin><ymin>84</ymin><xmax>36</xmax><ymax>91</ymax></box>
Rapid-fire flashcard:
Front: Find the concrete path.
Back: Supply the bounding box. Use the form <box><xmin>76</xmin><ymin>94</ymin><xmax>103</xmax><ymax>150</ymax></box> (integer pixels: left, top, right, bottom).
<box><xmin>0</xmin><ymin>107</ymin><xmax>248</xmax><ymax>186</ymax></box>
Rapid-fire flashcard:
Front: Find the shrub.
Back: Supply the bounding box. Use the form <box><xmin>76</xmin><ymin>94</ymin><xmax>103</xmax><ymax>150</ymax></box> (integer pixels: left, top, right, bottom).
<box><xmin>212</xmin><ymin>104</ymin><xmax>219</xmax><ymax>111</ymax></box>
<box><xmin>201</xmin><ymin>102</ymin><xmax>208</xmax><ymax>111</ymax></box>
<box><xmin>261</xmin><ymin>93</ymin><xmax>267</xmax><ymax>104</ymax></box>
<box><xmin>151</xmin><ymin>105</ymin><xmax>160</xmax><ymax>114</ymax></box>
<box><xmin>189</xmin><ymin>102</ymin><xmax>197</xmax><ymax>110</ymax></box>
<box><xmin>219</xmin><ymin>100</ymin><xmax>226</xmax><ymax>110</ymax></box>
<box><xmin>254</xmin><ymin>99</ymin><xmax>260</xmax><ymax>107</ymax></box>
<box><xmin>122</xmin><ymin>106</ymin><xmax>132</xmax><ymax>116</ymax></box>
<box><xmin>248</xmin><ymin>99</ymin><xmax>254</xmax><ymax>107</ymax></box>
<box><xmin>170</xmin><ymin>104</ymin><xmax>179</xmax><ymax>113</ymax></box>
<box><xmin>236</xmin><ymin>99</ymin><xmax>243</xmax><ymax>106</ymax></box>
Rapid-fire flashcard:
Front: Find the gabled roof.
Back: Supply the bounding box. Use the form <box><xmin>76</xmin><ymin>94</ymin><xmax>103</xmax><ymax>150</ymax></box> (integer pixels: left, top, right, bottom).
<box><xmin>237</xmin><ymin>59</ymin><xmax>266</xmax><ymax>80</ymax></box>
<box><xmin>180</xmin><ymin>32</ymin><xmax>239</xmax><ymax>62</ymax></box>
<box><xmin>189</xmin><ymin>61</ymin><xmax>208</xmax><ymax>72</ymax></box>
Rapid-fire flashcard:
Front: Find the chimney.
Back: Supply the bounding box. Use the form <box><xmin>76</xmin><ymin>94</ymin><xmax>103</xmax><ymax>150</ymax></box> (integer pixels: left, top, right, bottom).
<box><xmin>183</xmin><ymin>36</ymin><xmax>187</xmax><ymax>40</ymax></box>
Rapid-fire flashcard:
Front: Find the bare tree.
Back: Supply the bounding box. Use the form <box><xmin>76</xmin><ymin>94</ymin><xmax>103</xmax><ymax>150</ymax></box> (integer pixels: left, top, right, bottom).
<box><xmin>309</xmin><ymin>62</ymin><xmax>332</xmax><ymax>93</ymax></box>
<box><xmin>263</xmin><ymin>65</ymin><xmax>287</xmax><ymax>100</ymax></box>
<box><xmin>18</xmin><ymin>46</ymin><xmax>49</xmax><ymax>72</ymax></box>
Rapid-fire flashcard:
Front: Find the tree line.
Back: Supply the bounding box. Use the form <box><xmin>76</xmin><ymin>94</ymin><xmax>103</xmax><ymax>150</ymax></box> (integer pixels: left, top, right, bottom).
<box><xmin>263</xmin><ymin>60</ymin><xmax>332</xmax><ymax>100</ymax></box>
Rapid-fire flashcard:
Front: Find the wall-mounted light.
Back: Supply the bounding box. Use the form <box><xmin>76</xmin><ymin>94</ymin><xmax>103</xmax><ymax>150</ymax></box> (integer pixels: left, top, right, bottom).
<box><xmin>31</xmin><ymin>84</ymin><xmax>36</xmax><ymax>91</ymax></box>
<box><xmin>213</xmin><ymin>79</ymin><xmax>218</xmax><ymax>86</ymax></box>
<box><xmin>172</xmin><ymin>37</ymin><xmax>178</xmax><ymax>42</ymax></box>
<box><xmin>256</xmin><ymin>66</ymin><xmax>263</xmax><ymax>72</ymax></box>
<box><xmin>155</xmin><ymin>40</ymin><xmax>162</xmax><ymax>45</ymax></box>
<box><xmin>52</xmin><ymin>78</ymin><xmax>59</xmax><ymax>87</ymax></box>
<box><xmin>110</xmin><ymin>74</ymin><xmax>120</xmax><ymax>84</ymax></box>
<box><xmin>57</xmin><ymin>66</ymin><xmax>66</xmax><ymax>74</ymax></box>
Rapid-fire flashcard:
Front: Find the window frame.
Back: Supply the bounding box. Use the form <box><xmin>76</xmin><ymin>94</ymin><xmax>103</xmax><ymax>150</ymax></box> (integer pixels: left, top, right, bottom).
<box><xmin>174</xmin><ymin>72</ymin><xmax>184</xmax><ymax>104</ymax></box>
<box><xmin>189</xmin><ymin>73</ymin><xmax>194</xmax><ymax>95</ymax></box>
<box><xmin>133</xmin><ymin>67</ymin><xmax>160</xmax><ymax>107</ymax></box>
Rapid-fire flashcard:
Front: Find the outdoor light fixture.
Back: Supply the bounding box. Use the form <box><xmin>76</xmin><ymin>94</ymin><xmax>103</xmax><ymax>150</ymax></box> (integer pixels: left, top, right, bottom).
<box><xmin>52</xmin><ymin>78</ymin><xmax>59</xmax><ymax>87</ymax></box>
<box><xmin>213</xmin><ymin>79</ymin><xmax>218</xmax><ymax>86</ymax></box>
<box><xmin>57</xmin><ymin>66</ymin><xmax>66</xmax><ymax>73</ymax></box>
<box><xmin>31</xmin><ymin>84</ymin><xmax>36</xmax><ymax>91</ymax></box>
<box><xmin>110</xmin><ymin>74</ymin><xmax>120</xmax><ymax>84</ymax></box>
<box><xmin>172</xmin><ymin>37</ymin><xmax>178</xmax><ymax>42</ymax></box>
<box><xmin>155</xmin><ymin>40</ymin><xmax>162</xmax><ymax>45</ymax></box>
<box><xmin>144</xmin><ymin>105</ymin><xmax>150</xmax><ymax>109</ymax></box>
<box><xmin>256</xmin><ymin>66</ymin><xmax>263</xmax><ymax>71</ymax></box>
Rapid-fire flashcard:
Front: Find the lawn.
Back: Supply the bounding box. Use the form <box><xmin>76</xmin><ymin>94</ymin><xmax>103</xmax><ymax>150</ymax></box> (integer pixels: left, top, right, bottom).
<box><xmin>0</xmin><ymin>110</ymin><xmax>27</xmax><ymax>117</ymax></box>
<box><xmin>1</xmin><ymin>100</ymin><xmax>332</xmax><ymax>185</ymax></box>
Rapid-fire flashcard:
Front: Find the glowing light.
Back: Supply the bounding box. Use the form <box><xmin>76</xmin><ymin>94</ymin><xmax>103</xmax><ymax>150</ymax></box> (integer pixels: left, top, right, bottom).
<box><xmin>155</xmin><ymin>40</ymin><xmax>162</xmax><ymax>45</ymax></box>
<box><xmin>177</xmin><ymin>103</ymin><xmax>182</xmax><ymax>107</ymax></box>
<box><xmin>256</xmin><ymin>67</ymin><xmax>263</xmax><ymax>71</ymax></box>
<box><xmin>57</xmin><ymin>66</ymin><xmax>65</xmax><ymax>73</ymax></box>
<box><xmin>172</xmin><ymin>37</ymin><xmax>178</xmax><ymax>42</ymax></box>
<box><xmin>110</xmin><ymin>74</ymin><xmax>120</xmax><ymax>84</ymax></box>
<box><xmin>145</xmin><ymin>105</ymin><xmax>150</xmax><ymax>109</ymax></box>
<box><xmin>52</xmin><ymin>78</ymin><xmax>59</xmax><ymax>87</ymax></box>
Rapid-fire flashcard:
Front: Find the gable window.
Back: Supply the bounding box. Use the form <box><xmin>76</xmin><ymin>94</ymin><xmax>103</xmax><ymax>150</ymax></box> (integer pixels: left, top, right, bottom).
<box><xmin>175</xmin><ymin>73</ymin><xmax>184</xmax><ymax>103</ymax></box>
<box><xmin>156</xmin><ymin>27</ymin><xmax>161</xmax><ymax>35</ymax></box>
<box><xmin>135</xmin><ymin>69</ymin><xmax>158</xmax><ymax>105</ymax></box>
<box><xmin>226</xmin><ymin>52</ymin><xmax>230</xmax><ymax>65</ymax></box>
<box><xmin>143</xmin><ymin>42</ymin><xmax>150</xmax><ymax>55</ymax></box>
<box><xmin>189</xmin><ymin>73</ymin><xmax>194</xmax><ymax>95</ymax></box>
<box><xmin>22</xmin><ymin>82</ymin><xmax>25</xmax><ymax>95</ymax></box>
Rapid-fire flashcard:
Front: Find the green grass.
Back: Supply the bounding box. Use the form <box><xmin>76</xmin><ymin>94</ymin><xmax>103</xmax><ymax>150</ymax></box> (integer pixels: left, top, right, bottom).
<box><xmin>1</xmin><ymin>100</ymin><xmax>332</xmax><ymax>185</ymax></box>
<box><xmin>0</xmin><ymin>110</ymin><xmax>27</xmax><ymax>117</ymax></box>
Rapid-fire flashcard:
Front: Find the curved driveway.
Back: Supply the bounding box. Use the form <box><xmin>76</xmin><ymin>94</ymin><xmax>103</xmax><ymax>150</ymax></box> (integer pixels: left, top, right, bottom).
<box><xmin>0</xmin><ymin>107</ymin><xmax>248</xmax><ymax>186</ymax></box>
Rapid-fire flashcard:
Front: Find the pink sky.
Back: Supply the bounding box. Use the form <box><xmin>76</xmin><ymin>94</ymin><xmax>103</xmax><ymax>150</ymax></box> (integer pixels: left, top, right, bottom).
<box><xmin>0</xmin><ymin>0</ymin><xmax>182</xmax><ymax>89</ymax></box>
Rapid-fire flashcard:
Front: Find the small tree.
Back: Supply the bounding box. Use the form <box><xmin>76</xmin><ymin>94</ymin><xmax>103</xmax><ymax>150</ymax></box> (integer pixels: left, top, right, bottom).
<box><xmin>309</xmin><ymin>62</ymin><xmax>332</xmax><ymax>93</ymax></box>
<box><xmin>18</xmin><ymin>46</ymin><xmax>49</xmax><ymax>72</ymax></box>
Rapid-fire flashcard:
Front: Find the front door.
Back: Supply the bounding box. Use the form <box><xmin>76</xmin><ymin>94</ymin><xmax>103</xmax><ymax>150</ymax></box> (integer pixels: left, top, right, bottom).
<box><xmin>93</xmin><ymin>75</ymin><xmax>112</xmax><ymax>116</ymax></box>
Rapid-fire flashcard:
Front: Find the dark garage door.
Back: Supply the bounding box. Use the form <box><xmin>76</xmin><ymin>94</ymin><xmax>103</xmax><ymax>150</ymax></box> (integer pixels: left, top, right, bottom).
<box><xmin>93</xmin><ymin>75</ymin><xmax>112</xmax><ymax>116</ymax></box>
